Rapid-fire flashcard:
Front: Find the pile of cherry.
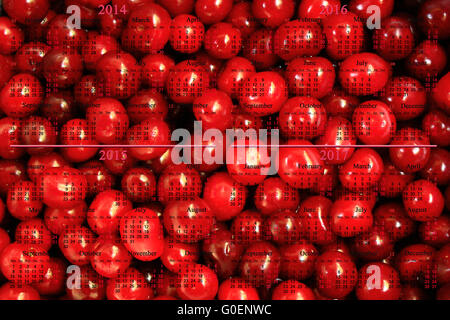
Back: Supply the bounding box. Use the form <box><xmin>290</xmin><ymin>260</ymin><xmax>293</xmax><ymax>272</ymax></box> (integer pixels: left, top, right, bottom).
<box><xmin>0</xmin><ymin>0</ymin><xmax>449</xmax><ymax>300</ymax></box>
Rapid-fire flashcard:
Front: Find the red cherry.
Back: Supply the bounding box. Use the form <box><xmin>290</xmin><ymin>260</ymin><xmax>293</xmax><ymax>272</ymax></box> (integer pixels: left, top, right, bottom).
<box><xmin>239</xmin><ymin>241</ymin><xmax>280</xmax><ymax>288</ymax></box>
<box><xmin>120</xmin><ymin>167</ymin><xmax>156</xmax><ymax>202</ymax></box>
<box><xmin>406</xmin><ymin>40</ymin><xmax>447</xmax><ymax>81</ymax></box>
<box><xmin>322</xmin><ymin>87</ymin><xmax>360</xmax><ymax>120</ymax></box>
<box><xmin>74</xmin><ymin>75</ymin><xmax>104</xmax><ymax>109</ymax></box>
<box><xmin>59</xmin><ymin>225</ymin><xmax>96</xmax><ymax>265</ymax></box>
<box><xmin>352</xmin><ymin>226</ymin><xmax>394</xmax><ymax>261</ymax></box>
<box><xmin>396</xmin><ymin>244</ymin><xmax>436</xmax><ymax>282</ymax></box>
<box><xmin>15</xmin><ymin>218</ymin><xmax>52</xmax><ymax>251</ymax></box>
<box><xmin>38</xmin><ymin>166</ymin><xmax>88</xmax><ymax>209</ymax></box>
<box><xmin>356</xmin><ymin>262</ymin><xmax>401</xmax><ymax>300</ymax></box>
<box><xmin>169</xmin><ymin>14</ymin><xmax>204</xmax><ymax>54</ymax></box>
<box><xmin>44</xmin><ymin>202</ymin><xmax>87</xmax><ymax>235</ymax></box>
<box><xmin>286</xmin><ymin>57</ymin><xmax>335</xmax><ymax>99</ymax></box>
<box><xmin>330</xmin><ymin>199</ymin><xmax>373</xmax><ymax>237</ymax></box>
<box><xmin>194</xmin><ymin>0</ymin><xmax>233</xmax><ymax>25</ymax></box>
<box><xmin>418</xmin><ymin>0</ymin><xmax>450</xmax><ymax>39</ymax></box>
<box><xmin>403</xmin><ymin>179</ymin><xmax>444</xmax><ymax>222</ymax></box>
<box><xmin>157</xmin><ymin>164</ymin><xmax>202</xmax><ymax>204</ymax></box>
<box><xmin>339</xmin><ymin>53</ymin><xmax>391</xmax><ymax>96</ymax></box>
<box><xmin>378</xmin><ymin>159</ymin><xmax>415</xmax><ymax>198</ymax></box>
<box><xmin>435</xmin><ymin>244</ymin><xmax>450</xmax><ymax>284</ymax></box>
<box><xmin>106</xmin><ymin>267</ymin><xmax>153</xmax><ymax>300</ymax></box>
<box><xmin>254</xmin><ymin>177</ymin><xmax>299</xmax><ymax>216</ymax></box>
<box><xmin>15</xmin><ymin>42</ymin><xmax>50</xmax><ymax>76</ymax></box>
<box><xmin>322</xmin><ymin>12</ymin><xmax>365</xmax><ymax>60</ymax></box>
<box><xmin>0</xmin><ymin>283</ymin><xmax>40</xmax><ymax>300</ymax></box>
<box><xmin>297</xmin><ymin>196</ymin><xmax>335</xmax><ymax>245</ymax></box>
<box><xmin>42</xmin><ymin>89</ymin><xmax>76</xmax><ymax>124</ymax></box>
<box><xmin>373</xmin><ymin>16</ymin><xmax>415</xmax><ymax>60</ymax></box>
<box><xmin>315</xmin><ymin>250</ymin><xmax>357</xmax><ymax>299</ymax></box>
<box><xmin>7</xmin><ymin>181</ymin><xmax>43</xmax><ymax>221</ymax></box>
<box><xmin>81</xmin><ymin>33</ymin><xmax>119</xmax><ymax>72</ymax></box>
<box><xmin>121</xmin><ymin>3</ymin><xmax>171</xmax><ymax>53</ymax></box>
<box><xmin>232</xmin><ymin>111</ymin><xmax>263</xmax><ymax>131</ymax></box>
<box><xmin>127</xmin><ymin>89</ymin><xmax>168</xmax><ymax>124</ymax></box>
<box><xmin>419</xmin><ymin>215</ymin><xmax>450</xmax><ymax>247</ymax></box>
<box><xmin>78</xmin><ymin>161</ymin><xmax>114</xmax><ymax>197</ymax></box>
<box><xmin>26</xmin><ymin>9</ymin><xmax>56</xmax><ymax>42</ymax></box>
<box><xmin>27</xmin><ymin>152</ymin><xmax>69</xmax><ymax>183</ymax></box>
<box><xmin>60</xmin><ymin>119</ymin><xmax>98</xmax><ymax>163</ymax></box>
<box><xmin>0</xmin><ymin>17</ymin><xmax>24</xmax><ymax>55</ymax></box>
<box><xmin>140</xmin><ymin>54</ymin><xmax>175</xmax><ymax>89</ymax></box>
<box><xmin>420</xmin><ymin>148</ymin><xmax>450</xmax><ymax>186</ymax></box>
<box><xmin>0</xmin><ymin>73</ymin><xmax>43</xmax><ymax>118</ymax></box>
<box><xmin>349</xmin><ymin>0</ymin><xmax>394</xmax><ymax>20</ymax></box>
<box><xmin>157</xmin><ymin>0</ymin><xmax>194</xmax><ymax>16</ymax></box>
<box><xmin>218</xmin><ymin>278</ymin><xmax>259</xmax><ymax>300</ymax></box>
<box><xmin>432</xmin><ymin>72</ymin><xmax>450</xmax><ymax>114</ymax></box>
<box><xmin>0</xmin><ymin>243</ymin><xmax>50</xmax><ymax>284</ymax></box>
<box><xmin>231</xmin><ymin>210</ymin><xmax>264</xmax><ymax>244</ymax></box>
<box><xmin>99</xmin><ymin>9</ymin><xmax>126</xmax><ymax>38</ymax></box>
<box><xmin>0</xmin><ymin>117</ymin><xmax>24</xmax><ymax>160</ymax></box>
<box><xmin>46</xmin><ymin>14</ymin><xmax>87</xmax><ymax>50</ymax></box>
<box><xmin>263</xmin><ymin>210</ymin><xmax>302</xmax><ymax>245</ymax></box>
<box><xmin>91</xmin><ymin>236</ymin><xmax>132</xmax><ymax>278</ymax></box>
<box><xmin>33</xmin><ymin>258</ymin><xmax>66</xmax><ymax>296</ymax></box>
<box><xmin>389</xmin><ymin>127</ymin><xmax>431</xmax><ymax>173</ymax></box>
<box><xmin>243</xmin><ymin>29</ymin><xmax>278</xmax><ymax>70</ymax></box>
<box><xmin>311</xmin><ymin>163</ymin><xmax>339</xmax><ymax>197</ymax></box>
<box><xmin>226</xmin><ymin>1</ymin><xmax>260</xmax><ymax>38</ymax></box>
<box><xmin>352</xmin><ymin>100</ymin><xmax>396</xmax><ymax>145</ymax></box>
<box><xmin>193</xmin><ymin>89</ymin><xmax>234</xmax><ymax>131</ymax></box>
<box><xmin>177</xmin><ymin>263</ymin><xmax>218</xmax><ymax>300</ymax></box>
<box><xmin>0</xmin><ymin>54</ymin><xmax>15</xmax><ymax>89</ymax></box>
<box><xmin>272</xmin><ymin>280</ymin><xmax>315</xmax><ymax>300</ymax></box>
<box><xmin>20</xmin><ymin>116</ymin><xmax>57</xmax><ymax>155</ymax></box>
<box><xmin>422</xmin><ymin>110</ymin><xmax>450</xmax><ymax>147</ymax></box>
<box><xmin>298</xmin><ymin>0</ymin><xmax>341</xmax><ymax>20</ymax></box>
<box><xmin>204</xmin><ymin>22</ymin><xmax>242</xmax><ymax>60</ymax></box>
<box><xmin>278</xmin><ymin>139</ymin><xmax>325</xmax><ymax>189</ymax></box>
<box><xmin>3</xmin><ymin>0</ymin><xmax>50</xmax><ymax>25</ymax></box>
<box><xmin>251</xmin><ymin>0</ymin><xmax>295</xmax><ymax>28</ymax></box>
<box><xmin>96</xmin><ymin>51</ymin><xmax>141</xmax><ymax>99</ymax></box>
<box><xmin>217</xmin><ymin>57</ymin><xmax>255</xmax><ymax>98</ymax></box>
<box><xmin>279</xmin><ymin>241</ymin><xmax>318</xmax><ymax>281</ymax></box>
<box><xmin>66</xmin><ymin>265</ymin><xmax>105</xmax><ymax>300</ymax></box>
<box><xmin>374</xmin><ymin>202</ymin><xmax>415</xmax><ymax>241</ymax></box>
<box><xmin>161</xmin><ymin>237</ymin><xmax>200</xmax><ymax>273</ymax></box>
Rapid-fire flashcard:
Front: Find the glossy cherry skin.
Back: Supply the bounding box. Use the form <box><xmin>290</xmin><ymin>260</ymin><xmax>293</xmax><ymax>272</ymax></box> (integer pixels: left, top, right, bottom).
<box><xmin>420</xmin><ymin>148</ymin><xmax>450</xmax><ymax>186</ymax></box>
<box><xmin>419</xmin><ymin>215</ymin><xmax>450</xmax><ymax>247</ymax></box>
<box><xmin>382</xmin><ymin>77</ymin><xmax>426</xmax><ymax>121</ymax></box>
<box><xmin>163</xmin><ymin>199</ymin><xmax>214</xmax><ymax>243</ymax></box>
<box><xmin>99</xmin><ymin>8</ymin><xmax>126</xmax><ymax>38</ymax></box>
<box><xmin>0</xmin><ymin>243</ymin><xmax>50</xmax><ymax>284</ymax></box>
<box><xmin>422</xmin><ymin>110</ymin><xmax>450</xmax><ymax>147</ymax></box>
<box><xmin>156</xmin><ymin>0</ymin><xmax>194</xmax><ymax>16</ymax></box>
<box><xmin>286</xmin><ymin>57</ymin><xmax>335</xmax><ymax>99</ymax></box>
<box><xmin>60</xmin><ymin>119</ymin><xmax>98</xmax><ymax>163</ymax></box>
<box><xmin>373</xmin><ymin>16</ymin><xmax>415</xmax><ymax>60</ymax></box>
<box><xmin>238</xmin><ymin>71</ymin><xmax>288</xmax><ymax>116</ymax></box>
<box><xmin>26</xmin><ymin>8</ymin><xmax>56</xmax><ymax>41</ymax></box>
<box><xmin>297</xmin><ymin>196</ymin><xmax>335</xmax><ymax>245</ymax></box>
<box><xmin>322</xmin><ymin>88</ymin><xmax>360</xmax><ymax>120</ymax></box>
<box><xmin>279</xmin><ymin>241</ymin><xmax>318</xmax><ymax>281</ymax></box>
<box><xmin>204</xmin><ymin>23</ymin><xmax>242</xmax><ymax>60</ymax></box>
<box><xmin>0</xmin><ymin>118</ymin><xmax>24</xmax><ymax>160</ymax></box>
<box><xmin>396</xmin><ymin>244</ymin><xmax>436</xmax><ymax>282</ymax></box>
<box><xmin>44</xmin><ymin>202</ymin><xmax>87</xmax><ymax>235</ymax></box>
<box><xmin>78</xmin><ymin>161</ymin><xmax>114</xmax><ymax>197</ymax></box>
<box><xmin>418</xmin><ymin>0</ymin><xmax>450</xmax><ymax>39</ymax></box>
<box><xmin>263</xmin><ymin>210</ymin><xmax>302</xmax><ymax>245</ymax></box>
<box><xmin>203</xmin><ymin>227</ymin><xmax>244</xmax><ymax>279</ymax></box>
<box><xmin>0</xmin><ymin>73</ymin><xmax>43</xmax><ymax>118</ymax></box>
<box><xmin>120</xmin><ymin>167</ymin><xmax>156</xmax><ymax>203</ymax></box>
<box><xmin>46</xmin><ymin>14</ymin><xmax>87</xmax><ymax>50</ymax></box>
<box><xmin>0</xmin><ymin>160</ymin><xmax>27</xmax><ymax>195</ymax></box>
<box><xmin>38</xmin><ymin>166</ymin><xmax>88</xmax><ymax>209</ymax></box>
<box><xmin>240</xmin><ymin>241</ymin><xmax>280</xmax><ymax>288</ymax></box>
<box><xmin>157</xmin><ymin>164</ymin><xmax>202</xmax><ymax>204</ymax></box>
<box><xmin>322</xmin><ymin>12</ymin><xmax>365</xmax><ymax>61</ymax></box>
<box><xmin>435</xmin><ymin>244</ymin><xmax>450</xmax><ymax>284</ymax></box>
<box><xmin>274</xmin><ymin>19</ymin><xmax>324</xmax><ymax>61</ymax></box>
<box><xmin>119</xmin><ymin>208</ymin><xmax>164</xmax><ymax>261</ymax></box>
<box><xmin>352</xmin><ymin>100</ymin><xmax>396</xmax><ymax>145</ymax></box>
<box><xmin>121</xmin><ymin>3</ymin><xmax>171</xmax><ymax>53</ymax></box>
<box><xmin>339</xmin><ymin>148</ymin><xmax>384</xmax><ymax>192</ymax></box>
<box><xmin>218</xmin><ymin>278</ymin><xmax>260</xmax><ymax>300</ymax></box>
<box><xmin>81</xmin><ymin>33</ymin><xmax>119</xmax><ymax>72</ymax></box>
<box><xmin>374</xmin><ymin>202</ymin><xmax>415</xmax><ymax>241</ymax></box>
<box><xmin>243</xmin><ymin>29</ymin><xmax>278</xmax><ymax>70</ymax></box>
<box><xmin>432</xmin><ymin>72</ymin><xmax>450</xmax><ymax>114</ymax></box>
<box><xmin>103</xmin><ymin>147</ymin><xmax>137</xmax><ymax>175</ymax></box>
<box><xmin>217</xmin><ymin>57</ymin><xmax>255</xmax><ymax>98</ymax></box>
<box><xmin>27</xmin><ymin>152</ymin><xmax>69</xmax><ymax>183</ymax></box>
<box><xmin>254</xmin><ymin>177</ymin><xmax>299</xmax><ymax>216</ymax></box>
<box><xmin>15</xmin><ymin>218</ymin><xmax>52</xmax><ymax>251</ymax></box>
<box><xmin>74</xmin><ymin>75</ymin><xmax>104</xmax><ymax>109</ymax></box>
<box><xmin>356</xmin><ymin>262</ymin><xmax>401</xmax><ymax>300</ymax></box>
<box><xmin>166</xmin><ymin>60</ymin><xmax>210</xmax><ymax>104</ymax></box>
<box><xmin>177</xmin><ymin>263</ymin><xmax>218</xmax><ymax>300</ymax></box>
<box><xmin>42</xmin><ymin>90</ymin><xmax>76</xmax><ymax>124</ymax></box>
<box><xmin>126</xmin><ymin>118</ymin><xmax>170</xmax><ymax>161</ymax></box>
<box><xmin>140</xmin><ymin>54</ymin><xmax>174</xmax><ymax>89</ymax></box>
<box><xmin>106</xmin><ymin>267</ymin><xmax>153</xmax><ymax>300</ymax></box>
<box><xmin>169</xmin><ymin>14</ymin><xmax>204</xmax><ymax>54</ymax></box>
<box><xmin>3</xmin><ymin>0</ymin><xmax>49</xmax><ymax>25</ymax></box>
<box><xmin>20</xmin><ymin>116</ymin><xmax>56</xmax><ymax>155</ymax></box>
<box><xmin>194</xmin><ymin>51</ymin><xmax>224</xmax><ymax>86</ymax></box>
<box><xmin>90</xmin><ymin>236</ymin><xmax>132</xmax><ymax>278</ymax></box>
<box><xmin>330</xmin><ymin>199</ymin><xmax>373</xmax><ymax>237</ymax></box>
<box><xmin>403</xmin><ymin>179</ymin><xmax>444</xmax><ymax>222</ymax></box>
<box><xmin>161</xmin><ymin>237</ymin><xmax>200</xmax><ymax>273</ymax></box>
<box><xmin>0</xmin><ymin>17</ymin><xmax>24</xmax><ymax>55</ymax></box>
<box><xmin>298</xmin><ymin>0</ymin><xmax>340</xmax><ymax>20</ymax></box>
<box><xmin>193</xmin><ymin>89</ymin><xmax>234</xmax><ymax>130</ymax></box>
<box><xmin>278</xmin><ymin>140</ymin><xmax>325</xmax><ymax>189</ymax></box>
<box><xmin>226</xmin><ymin>1</ymin><xmax>260</xmax><ymax>38</ymax></box>
<box><xmin>33</xmin><ymin>258</ymin><xmax>66</xmax><ymax>296</ymax></box>
<box><xmin>127</xmin><ymin>89</ymin><xmax>168</xmax><ymax>124</ymax></box>
<box><xmin>59</xmin><ymin>225</ymin><xmax>96</xmax><ymax>265</ymax></box>
<box><xmin>194</xmin><ymin>0</ymin><xmax>233</xmax><ymax>25</ymax></box>
<box><xmin>15</xmin><ymin>42</ymin><xmax>50</xmax><ymax>76</ymax></box>
<box><xmin>0</xmin><ymin>283</ymin><xmax>40</xmax><ymax>300</ymax></box>
<box><xmin>339</xmin><ymin>53</ymin><xmax>391</xmax><ymax>96</ymax></box>
<box><xmin>349</xmin><ymin>0</ymin><xmax>394</xmax><ymax>20</ymax></box>
<box><xmin>7</xmin><ymin>181</ymin><xmax>43</xmax><ymax>221</ymax></box>
<box><xmin>389</xmin><ymin>128</ymin><xmax>431</xmax><ymax>173</ymax></box>
<box><xmin>96</xmin><ymin>51</ymin><xmax>141</xmax><ymax>99</ymax></box>
<box><xmin>231</xmin><ymin>210</ymin><xmax>264</xmax><ymax>244</ymax></box>
<box><xmin>352</xmin><ymin>226</ymin><xmax>394</xmax><ymax>261</ymax></box>
<box><xmin>279</xmin><ymin>96</ymin><xmax>327</xmax><ymax>140</ymax></box>
<box><xmin>203</xmin><ymin>172</ymin><xmax>246</xmax><ymax>221</ymax></box>
<box><xmin>252</xmin><ymin>0</ymin><xmax>295</xmax><ymax>28</ymax></box>
<box><xmin>315</xmin><ymin>250</ymin><xmax>357</xmax><ymax>299</ymax></box>
<box><xmin>66</xmin><ymin>265</ymin><xmax>106</xmax><ymax>300</ymax></box>
<box><xmin>406</xmin><ymin>40</ymin><xmax>447</xmax><ymax>81</ymax></box>
<box><xmin>271</xmin><ymin>280</ymin><xmax>315</xmax><ymax>300</ymax></box>
<box><xmin>87</xmin><ymin>190</ymin><xmax>132</xmax><ymax>235</ymax></box>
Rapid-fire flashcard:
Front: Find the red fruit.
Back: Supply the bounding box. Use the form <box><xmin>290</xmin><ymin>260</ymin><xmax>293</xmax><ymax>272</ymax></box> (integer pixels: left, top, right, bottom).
<box><xmin>106</xmin><ymin>267</ymin><xmax>153</xmax><ymax>300</ymax></box>
<box><xmin>119</xmin><ymin>208</ymin><xmax>164</xmax><ymax>260</ymax></box>
<box><xmin>74</xmin><ymin>75</ymin><xmax>104</xmax><ymax>109</ymax></box>
<box><xmin>432</xmin><ymin>72</ymin><xmax>450</xmax><ymax>114</ymax></box>
<box><xmin>420</xmin><ymin>148</ymin><xmax>450</xmax><ymax>186</ymax></box>
<box><xmin>81</xmin><ymin>33</ymin><xmax>119</xmax><ymax>71</ymax></box>
<box><xmin>263</xmin><ymin>210</ymin><xmax>302</xmax><ymax>245</ymax></box>
<box><xmin>243</xmin><ymin>29</ymin><xmax>278</xmax><ymax>70</ymax></box>
<box><xmin>254</xmin><ymin>177</ymin><xmax>299</xmax><ymax>216</ymax></box>
<box><xmin>44</xmin><ymin>202</ymin><xmax>87</xmax><ymax>235</ymax></box>
<box><xmin>46</xmin><ymin>14</ymin><xmax>87</xmax><ymax>50</ymax></box>
<box><xmin>0</xmin><ymin>117</ymin><xmax>24</xmax><ymax>160</ymax></box>
<box><xmin>419</xmin><ymin>215</ymin><xmax>450</xmax><ymax>247</ymax></box>
<box><xmin>3</xmin><ymin>0</ymin><xmax>50</xmax><ymax>25</ymax></box>
<box><xmin>15</xmin><ymin>42</ymin><xmax>50</xmax><ymax>76</ymax></box>
<box><xmin>251</xmin><ymin>0</ymin><xmax>295</xmax><ymax>28</ymax></box>
<box><xmin>204</xmin><ymin>23</ymin><xmax>242</xmax><ymax>59</ymax></box>
<box><xmin>91</xmin><ymin>236</ymin><xmax>132</xmax><ymax>278</ymax></box>
<box><xmin>231</xmin><ymin>210</ymin><xmax>264</xmax><ymax>244</ymax></box>
<box><xmin>161</xmin><ymin>237</ymin><xmax>200</xmax><ymax>273</ymax></box>
<box><xmin>422</xmin><ymin>110</ymin><xmax>450</xmax><ymax>147</ymax></box>
<box><xmin>226</xmin><ymin>2</ymin><xmax>260</xmax><ymax>38</ymax></box>
<box><xmin>33</xmin><ymin>258</ymin><xmax>66</xmax><ymax>296</ymax></box>
<box><xmin>127</xmin><ymin>89</ymin><xmax>168</xmax><ymax>124</ymax></box>
<box><xmin>403</xmin><ymin>179</ymin><xmax>444</xmax><ymax>222</ymax></box>
<box><xmin>418</xmin><ymin>0</ymin><xmax>450</xmax><ymax>39</ymax></box>
<box><xmin>20</xmin><ymin>116</ymin><xmax>57</xmax><ymax>155</ymax></box>
<box><xmin>218</xmin><ymin>278</ymin><xmax>259</xmax><ymax>300</ymax></box>
<box><xmin>298</xmin><ymin>196</ymin><xmax>335</xmax><ymax>245</ymax></box>
<box><xmin>0</xmin><ymin>283</ymin><xmax>40</xmax><ymax>300</ymax></box>
<box><xmin>7</xmin><ymin>181</ymin><xmax>43</xmax><ymax>221</ymax></box>
<box><xmin>435</xmin><ymin>244</ymin><xmax>450</xmax><ymax>284</ymax></box>
<box><xmin>193</xmin><ymin>89</ymin><xmax>234</xmax><ymax>131</ymax></box>
<box><xmin>279</xmin><ymin>241</ymin><xmax>318</xmax><ymax>280</ymax></box>
<box><xmin>66</xmin><ymin>265</ymin><xmax>106</xmax><ymax>300</ymax></box>
<box><xmin>356</xmin><ymin>262</ymin><xmax>401</xmax><ymax>300</ymax></box>
<box><xmin>330</xmin><ymin>199</ymin><xmax>373</xmax><ymax>237</ymax></box>
<box><xmin>352</xmin><ymin>226</ymin><xmax>394</xmax><ymax>261</ymax></box>
<box><xmin>217</xmin><ymin>57</ymin><xmax>255</xmax><ymax>98</ymax></box>
<box><xmin>15</xmin><ymin>218</ymin><xmax>52</xmax><ymax>251</ymax></box>
<box><xmin>194</xmin><ymin>0</ymin><xmax>233</xmax><ymax>25</ymax></box>
<box><xmin>298</xmin><ymin>0</ymin><xmax>341</xmax><ymax>20</ymax></box>
<box><xmin>349</xmin><ymin>0</ymin><xmax>394</xmax><ymax>20</ymax></box>
<box><xmin>169</xmin><ymin>14</ymin><xmax>204</xmax><ymax>54</ymax></box>
<box><xmin>141</xmin><ymin>54</ymin><xmax>175</xmax><ymax>89</ymax></box>
<box><xmin>373</xmin><ymin>16</ymin><xmax>415</xmax><ymax>60</ymax></box>
<box><xmin>396</xmin><ymin>244</ymin><xmax>436</xmax><ymax>282</ymax></box>
<box><xmin>406</xmin><ymin>40</ymin><xmax>447</xmax><ymax>81</ymax></box>
<box><xmin>177</xmin><ymin>264</ymin><xmax>218</xmax><ymax>300</ymax></box>
<box><xmin>37</xmin><ymin>91</ymin><xmax>75</xmax><ymax>127</ymax></box>
<box><xmin>272</xmin><ymin>280</ymin><xmax>315</xmax><ymax>300</ymax></box>
<box><xmin>0</xmin><ymin>160</ymin><xmax>27</xmax><ymax>195</ymax></box>
<box><xmin>157</xmin><ymin>164</ymin><xmax>202</xmax><ymax>204</ymax></box>
<box><xmin>157</xmin><ymin>0</ymin><xmax>194</xmax><ymax>16</ymax></box>
<box><xmin>0</xmin><ymin>17</ymin><xmax>24</xmax><ymax>54</ymax></box>
<box><xmin>59</xmin><ymin>225</ymin><xmax>96</xmax><ymax>265</ymax></box>
<box><xmin>60</xmin><ymin>119</ymin><xmax>98</xmax><ymax>163</ymax></box>
<box><xmin>374</xmin><ymin>202</ymin><xmax>415</xmax><ymax>241</ymax></box>
<box><xmin>322</xmin><ymin>87</ymin><xmax>360</xmax><ymax>120</ymax></box>
<box><xmin>78</xmin><ymin>161</ymin><xmax>114</xmax><ymax>196</ymax></box>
